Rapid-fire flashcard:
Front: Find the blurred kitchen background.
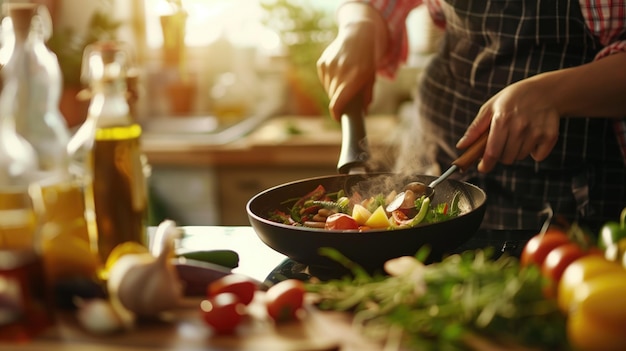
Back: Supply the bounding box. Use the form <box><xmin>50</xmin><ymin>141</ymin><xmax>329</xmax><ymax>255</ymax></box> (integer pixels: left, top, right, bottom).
<box><xmin>3</xmin><ymin>0</ymin><xmax>443</xmax><ymax>226</ymax></box>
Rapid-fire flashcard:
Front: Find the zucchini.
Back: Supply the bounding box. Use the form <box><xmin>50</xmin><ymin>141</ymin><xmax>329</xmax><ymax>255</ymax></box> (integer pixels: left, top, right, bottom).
<box><xmin>177</xmin><ymin>249</ymin><xmax>239</xmax><ymax>269</ymax></box>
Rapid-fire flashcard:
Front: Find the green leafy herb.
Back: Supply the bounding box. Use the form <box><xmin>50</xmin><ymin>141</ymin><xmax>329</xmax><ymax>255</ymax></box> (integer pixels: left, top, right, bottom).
<box><xmin>306</xmin><ymin>249</ymin><xmax>569</xmax><ymax>350</ymax></box>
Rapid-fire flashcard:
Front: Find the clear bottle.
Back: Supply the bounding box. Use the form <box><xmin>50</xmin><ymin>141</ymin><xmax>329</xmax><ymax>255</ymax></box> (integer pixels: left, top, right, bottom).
<box><xmin>0</xmin><ymin>79</ymin><xmax>38</xmax><ymax>250</ymax></box>
<box><xmin>1</xmin><ymin>3</ymin><xmax>100</xmax><ymax>284</ymax></box>
<box><xmin>68</xmin><ymin>41</ymin><xmax>149</xmax><ymax>264</ymax></box>
<box><xmin>4</xmin><ymin>3</ymin><xmax>69</xmax><ymax>175</ymax></box>
<box><xmin>0</xmin><ymin>60</ymin><xmax>51</xmax><ymax>343</ymax></box>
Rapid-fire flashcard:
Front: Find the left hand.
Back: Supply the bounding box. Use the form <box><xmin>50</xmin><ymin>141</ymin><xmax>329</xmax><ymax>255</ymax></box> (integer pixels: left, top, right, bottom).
<box><xmin>456</xmin><ymin>77</ymin><xmax>561</xmax><ymax>173</ymax></box>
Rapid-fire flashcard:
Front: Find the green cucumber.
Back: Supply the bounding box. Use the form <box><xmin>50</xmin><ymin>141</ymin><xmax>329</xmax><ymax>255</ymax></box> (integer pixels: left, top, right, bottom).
<box><xmin>177</xmin><ymin>249</ymin><xmax>239</xmax><ymax>269</ymax></box>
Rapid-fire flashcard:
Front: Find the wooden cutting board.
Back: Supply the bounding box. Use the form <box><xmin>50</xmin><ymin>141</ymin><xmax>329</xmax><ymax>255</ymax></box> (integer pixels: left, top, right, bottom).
<box><xmin>5</xmin><ymin>293</ymin><xmax>540</xmax><ymax>351</ymax></box>
<box><xmin>7</xmin><ymin>293</ymin><xmax>382</xmax><ymax>351</ymax></box>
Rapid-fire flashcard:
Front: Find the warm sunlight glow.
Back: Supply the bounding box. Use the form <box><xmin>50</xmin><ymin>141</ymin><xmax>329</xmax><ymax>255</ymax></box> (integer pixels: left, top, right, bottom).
<box><xmin>144</xmin><ymin>0</ymin><xmax>265</xmax><ymax>48</ymax></box>
<box><xmin>143</xmin><ymin>0</ymin><xmax>339</xmax><ymax>50</ymax></box>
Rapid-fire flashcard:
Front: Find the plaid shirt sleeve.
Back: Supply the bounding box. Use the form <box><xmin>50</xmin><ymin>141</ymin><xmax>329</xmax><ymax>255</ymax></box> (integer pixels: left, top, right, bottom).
<box><xmin>579</xmin><ymin>0</ymin><xmax>626</xmax><ymax>163</ymax></box>
<box><xmin>579</xmin><ymin>0</ymin><xmax>626</xmax><ymax>58</ymax></box>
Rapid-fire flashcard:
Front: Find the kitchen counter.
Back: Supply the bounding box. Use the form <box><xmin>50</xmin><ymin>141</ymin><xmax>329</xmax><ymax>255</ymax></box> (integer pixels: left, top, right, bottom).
<box><xmin>1</xmin><ymin>226</ymin><xmax>386</xmax><ymax>351</ymax></box>
<box><xmin>141</xmin><ymin>114</ymin><xmax>398</xmax><ymax>167</ymax></box>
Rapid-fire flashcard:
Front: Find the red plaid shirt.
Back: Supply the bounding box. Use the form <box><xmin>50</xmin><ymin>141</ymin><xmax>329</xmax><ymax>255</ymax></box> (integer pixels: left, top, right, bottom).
<box><xmin>354</xmin><ymin>0</ymin><xmax>626</xmax><ymax>162</ymax></box>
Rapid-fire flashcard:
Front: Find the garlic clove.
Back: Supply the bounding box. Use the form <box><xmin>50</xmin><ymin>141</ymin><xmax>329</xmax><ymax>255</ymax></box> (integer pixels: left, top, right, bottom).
<box><xmin>150</xmin><ymin>219</ymin><xmax>182</xmax><ymax>257</ymax></box>
<box><xmin>75</xmin><ymin>297</ymin><xmax>131</xmax><ymax>334</ymax></box>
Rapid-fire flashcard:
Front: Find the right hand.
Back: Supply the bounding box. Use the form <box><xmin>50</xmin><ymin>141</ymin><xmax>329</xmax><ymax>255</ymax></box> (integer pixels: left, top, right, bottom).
<box><xmin>317</xmin><ymin>19</ymin><xmax>381</xmax><ymax>120</ymax></box>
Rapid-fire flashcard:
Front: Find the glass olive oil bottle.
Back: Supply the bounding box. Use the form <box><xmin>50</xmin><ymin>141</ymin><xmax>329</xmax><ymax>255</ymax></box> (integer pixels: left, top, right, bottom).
<box><xmin>68</xmin><ymin>41</ymin><xmax>148</xmax><ymax>263</ymax></box>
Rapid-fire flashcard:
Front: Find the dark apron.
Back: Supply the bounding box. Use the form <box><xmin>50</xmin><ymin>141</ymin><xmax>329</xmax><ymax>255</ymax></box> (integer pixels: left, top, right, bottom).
<box><xmin>416</xmin><ymin>0</ymin><xmax>626</xmax><ymax>231</ymax></box>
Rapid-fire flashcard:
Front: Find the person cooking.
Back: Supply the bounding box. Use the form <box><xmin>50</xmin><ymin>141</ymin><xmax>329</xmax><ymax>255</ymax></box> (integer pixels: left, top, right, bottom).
<box><xmin>317</xmin><ymin>0</ymin><xmax>626</xmax><ymax>232</ymax></box>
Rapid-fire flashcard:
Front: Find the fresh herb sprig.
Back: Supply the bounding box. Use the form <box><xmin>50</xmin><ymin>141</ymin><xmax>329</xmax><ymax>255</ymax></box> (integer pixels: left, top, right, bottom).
<box><xmin>306</xmin><ymin>248</ymin><xmax>569</xmax><ymax>350</ymax></box>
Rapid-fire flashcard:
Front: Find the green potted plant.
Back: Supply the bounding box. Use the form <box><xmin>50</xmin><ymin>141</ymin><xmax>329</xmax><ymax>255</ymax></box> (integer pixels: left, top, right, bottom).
<box><xmin>47</xmin><ymin>0</ymin><xmax>122</xmax><ymax>127</ymax></box>
<box><xmin>260</xmin><ymin>0</ymin><xmax>337</xmax><ymax>116</ymax></box>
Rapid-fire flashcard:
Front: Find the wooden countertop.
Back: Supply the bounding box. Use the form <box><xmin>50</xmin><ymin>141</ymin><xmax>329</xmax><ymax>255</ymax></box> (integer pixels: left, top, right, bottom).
<box><xmin>0</xmin><ymin>227</ymin><xmax>384</xmax><ymax>351</ymax></box>
<box><xmin>141</xmin><ymin>115</ymin><xmax>397</xmax><ymax>167</ymax></box>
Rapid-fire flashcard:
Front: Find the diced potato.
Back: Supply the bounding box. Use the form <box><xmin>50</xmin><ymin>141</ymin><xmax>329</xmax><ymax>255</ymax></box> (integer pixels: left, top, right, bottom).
<box><xmin>351</xmin><ymin>204</ymin><xmax>372</xmax><ymax>225</ymax></box>
<box><xmin>365</xmin><ymin>206</ymin><xmax>391</xmax><ymax>229</ymax></box>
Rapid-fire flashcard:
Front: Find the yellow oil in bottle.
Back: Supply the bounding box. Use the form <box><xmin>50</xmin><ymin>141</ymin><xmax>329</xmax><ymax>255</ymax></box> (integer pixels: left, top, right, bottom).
<box><xmin>34</xmin><ymin>179</ymin><xmax>101</xmax><ymax>282</ymax></box>
<box><xmin>92</xmin><ymin>123</ymin><xmax>147</xmax><ymax>262</ymax></box>
<box><xmin>0</xmin><ymin>189</ymin><xmax>37</xmax><ymax>250</ymax></box>
<box><xmin>0</xmin><ymin>188</ymin><xmax>53</xmax><ymax>338</ymax></box>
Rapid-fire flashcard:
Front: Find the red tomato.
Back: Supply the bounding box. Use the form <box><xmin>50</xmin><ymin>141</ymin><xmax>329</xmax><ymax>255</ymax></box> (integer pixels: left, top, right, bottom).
<box><xmin>391</xmin><ymin>210</ymin><xmax>412</xmax><ymax>226</ymax></box>
<box><xmin>520</xmin><ymin>229</ymin><xmax>571</xmax><ymax>267</ymax></box>
<box><xmin>207</xmin><ymin>274</ymin><xmax>258</xmax><ymax>305</ymax></box>
<box><xmin>200</xmin><ymin>292</ymin><xmax>245</xmax><ymax>334</ymax></box>
<box><xmin>324</xmin><ymin>213</ymin><xmax>359</xmax><ymax>230</ymax></box>
<box><xmin>265</xmin><ymin>279</ymin><xmax>306</xmax><ymax>323</ymax></box>
<box><xmin>541</xmin><ymin>242</ymin><xmax>587</xmax><ymax>297</ymax></box>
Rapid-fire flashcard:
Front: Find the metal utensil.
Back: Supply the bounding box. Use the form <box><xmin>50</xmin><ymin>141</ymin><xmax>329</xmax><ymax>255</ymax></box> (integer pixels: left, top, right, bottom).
<box><xmin>386</xmin><ymin>132</ymin><xmax>489</xmax><ymax>212</ymax></box>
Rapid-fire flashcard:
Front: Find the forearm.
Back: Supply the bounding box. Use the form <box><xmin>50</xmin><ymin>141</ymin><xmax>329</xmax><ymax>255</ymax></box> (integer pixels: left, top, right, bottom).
<box><xmin>538</xmin><ymin>52</ymin><xmax>626</xmax><ymax>118</ymax></box>
<box><xmin>336</xmin><ymin>2</ymin><xmax>390</xmax><ymax>66</ymax></box>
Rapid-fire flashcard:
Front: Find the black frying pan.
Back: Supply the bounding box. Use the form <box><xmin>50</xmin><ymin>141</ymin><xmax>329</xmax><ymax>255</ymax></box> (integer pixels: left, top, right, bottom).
<box><xmin>246</xmin><ymin>97</ymin><xmax>487</xmax><ymax>273</ymax></box>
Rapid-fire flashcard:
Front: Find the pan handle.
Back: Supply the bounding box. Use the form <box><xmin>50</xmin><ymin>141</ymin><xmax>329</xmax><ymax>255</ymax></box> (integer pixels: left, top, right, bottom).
<box><xmin>337</xmin><ymin>93</ymin><xmax>370</xmax><ymax>174</ymax></box>
<box><xmin>452</xmin><ymin>132</ymin><xmax>489</xmax><ymax>172</ymax></box>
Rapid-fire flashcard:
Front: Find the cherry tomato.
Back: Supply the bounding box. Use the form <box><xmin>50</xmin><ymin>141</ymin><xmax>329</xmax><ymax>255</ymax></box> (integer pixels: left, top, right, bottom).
<box><xmin>391</xmin><ymin>210</ymin><xmax>412</xmax><ymax>226</ymax></box>
<box><xmin>265</xmin><ymin>279</ymin><xmax>306</xmax><ymax>323</ymax></box>
<box><xmin>558</xmin><ymin>255</ymin><xmax>624</xmax><ymax>314</ymax></box>
<box><xmin>324</xmin><ymin>213</ymin><xmax>359</xmax><ymax>231</ymax></box>
<box><xmin>207</xmin><ymin>274</ymin><xmax>258</xmax><ymax>305</ymax></box>
<box><xmin>520</xmin><ymin>229</ymin><xmax>571</xmax><ymax>267</ymax></box>
<box><xmin>541</xmin><ymin>242</ymin><xmax>587</xmax><ymax>297</ymax></box>
<box><xmin>200</xmin><ymin>292</ymin><xmax>245</xmax><ymax>334</ymax></box>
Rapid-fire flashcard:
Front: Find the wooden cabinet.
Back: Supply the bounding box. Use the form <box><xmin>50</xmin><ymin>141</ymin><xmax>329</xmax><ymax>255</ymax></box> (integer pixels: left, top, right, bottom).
<box><xmin>216</xmin><ymin>166</ymin><xmax>336</xmax><ymax>225</ymax></box>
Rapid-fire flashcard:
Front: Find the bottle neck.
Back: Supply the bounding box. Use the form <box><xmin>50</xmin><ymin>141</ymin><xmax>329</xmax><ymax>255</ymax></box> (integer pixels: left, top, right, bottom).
<box><xmin>4</xmin><ymin>14</ymin><xmax>64</xmax><ymax>134</ymax></box>
<box><xmin>88</xmin><ymin>78</ymin><xmax>133</xmax><ymax>128</ymax></box>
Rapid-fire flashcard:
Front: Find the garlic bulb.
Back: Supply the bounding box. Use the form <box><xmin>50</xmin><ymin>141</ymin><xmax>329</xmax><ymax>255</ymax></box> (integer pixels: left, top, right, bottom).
<box><xmin>107</xmin><ymin>220</ymin><xmax>183</xmax><ymax>317</ymax></box>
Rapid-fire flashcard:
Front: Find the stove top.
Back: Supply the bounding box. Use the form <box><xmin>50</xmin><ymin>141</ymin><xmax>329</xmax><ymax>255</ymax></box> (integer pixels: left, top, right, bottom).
<box><xmin>264</xmin><ymin>229</ymin><xmax>537</xmax><ymax>284</ymax></box>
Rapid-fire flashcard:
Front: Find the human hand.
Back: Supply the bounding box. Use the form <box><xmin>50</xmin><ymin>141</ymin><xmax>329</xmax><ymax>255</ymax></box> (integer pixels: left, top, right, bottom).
<box><xmin>317</xmin><ymin>21</ymin><xmax>379</xmax><ymax>120</ymax></box>
<box><xmin>456</xmin><ymin>77</ymin><xmax>560</xmax><ymax>173</ymax></box>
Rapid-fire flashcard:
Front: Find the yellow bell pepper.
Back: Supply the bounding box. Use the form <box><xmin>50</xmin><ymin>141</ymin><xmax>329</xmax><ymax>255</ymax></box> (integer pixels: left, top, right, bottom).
<box><xmin>567</xmin><ymin>272</ymin><xmax>626</xmax><ymax>351</ymax></box>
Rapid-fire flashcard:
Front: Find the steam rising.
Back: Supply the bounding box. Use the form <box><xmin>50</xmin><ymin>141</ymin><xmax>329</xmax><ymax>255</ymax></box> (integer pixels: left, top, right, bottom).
<box><xmin>355</xmin><ymin>100</ymin><xmax>442</xmax><ymax>195</ymax></box>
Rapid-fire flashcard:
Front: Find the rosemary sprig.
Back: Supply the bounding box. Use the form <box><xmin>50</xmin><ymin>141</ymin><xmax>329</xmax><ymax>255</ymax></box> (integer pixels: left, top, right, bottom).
<box><xmin>306</xmin><ymin>249</ymin><xmax>569</xmax><ymax>350</ymax></box>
